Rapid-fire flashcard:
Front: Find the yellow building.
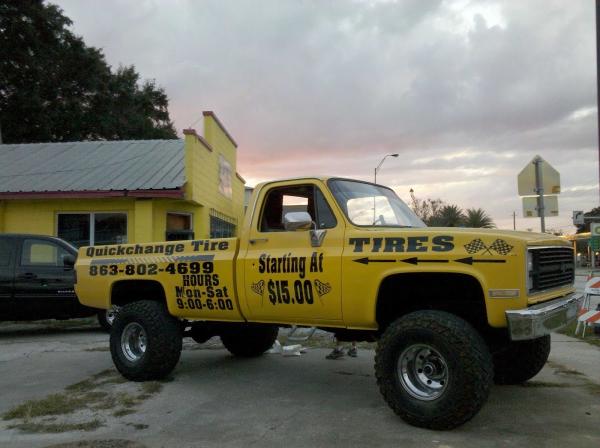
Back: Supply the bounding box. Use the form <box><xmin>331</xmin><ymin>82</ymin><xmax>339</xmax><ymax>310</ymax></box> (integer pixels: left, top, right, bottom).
<box><xmin>0</xmin><ymin>112</ymin><xmax>245</xmax><ymax>246</ymax></box>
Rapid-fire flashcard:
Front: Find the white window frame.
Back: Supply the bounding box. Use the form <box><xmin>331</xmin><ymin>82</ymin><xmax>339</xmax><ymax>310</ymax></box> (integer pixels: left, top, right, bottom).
<box><xmin>55</xmin><ymin>211</ymin><xmax>128</xmax><ymax>246</ymax></box>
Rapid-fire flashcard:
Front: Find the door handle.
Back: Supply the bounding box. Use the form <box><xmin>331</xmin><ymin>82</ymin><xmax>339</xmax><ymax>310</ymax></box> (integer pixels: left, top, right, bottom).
<box><xmin>249</xmin><ymin>238</ymin><xmax>269</xmax><ymax>244</ymax></box>
<box><xmin>18</xmin><ymin>273</ymin><xmax>37</xmax><ymax>280</ymax></box>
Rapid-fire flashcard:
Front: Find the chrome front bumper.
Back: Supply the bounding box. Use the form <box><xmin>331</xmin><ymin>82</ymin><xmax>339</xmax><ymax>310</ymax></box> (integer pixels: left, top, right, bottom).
<box><xmin>505</xmin><ymin>293</ymin><xmax>583</xmax><ymax>341</ymax></box>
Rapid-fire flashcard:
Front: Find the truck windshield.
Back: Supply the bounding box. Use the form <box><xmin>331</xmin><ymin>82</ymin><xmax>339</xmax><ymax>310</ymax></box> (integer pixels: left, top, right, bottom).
<box><xmin>328</xmin><ymin>179</ymin><xmax>426</xmax><ymax>228</ymax></box>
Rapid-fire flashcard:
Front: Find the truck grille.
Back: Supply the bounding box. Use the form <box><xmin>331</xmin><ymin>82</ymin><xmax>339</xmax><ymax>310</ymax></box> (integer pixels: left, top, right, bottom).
<box><xmin>528</xmin><ymin>247</ymin><xmax>574</xmax><ymax>293</ymax></box>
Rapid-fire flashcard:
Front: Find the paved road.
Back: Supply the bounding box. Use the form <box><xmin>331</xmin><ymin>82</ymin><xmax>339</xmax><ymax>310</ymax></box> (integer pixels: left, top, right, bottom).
<box><xmin>0</xmin><ymin>278</ymin><xmax>598</xmax><ymax>448</ymax></box>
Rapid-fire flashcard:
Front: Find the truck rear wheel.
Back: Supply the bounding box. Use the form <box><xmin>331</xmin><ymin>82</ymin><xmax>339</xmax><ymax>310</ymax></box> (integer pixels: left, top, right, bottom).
<box><xmin>110</xmin><ymin>301</ymin><xmax>182</xmax><ymax>381</ymax></box>
<box><xmin>220</xmin><ymin>324</ymin><xmax>279</xmax><ymax>357</ymax></box>
<box><xmin>493</xmin><ymin>335</ymin><xmax>550</xmax><ymax>385</ymax></box>
<box><xmin>375</xmin><ymin>310</ymin><xmax>493</xmax><ymax>430</ymax></box>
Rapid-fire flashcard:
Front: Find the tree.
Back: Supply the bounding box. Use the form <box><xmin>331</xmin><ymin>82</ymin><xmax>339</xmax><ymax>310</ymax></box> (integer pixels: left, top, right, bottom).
<box><xmin>0</xmin><ymin>0</ymin><xmax>177</xmax><ymax>143</ymax></box>
<box><xmin>431</xmin><ymin>204</ymin><xmax>466</xmax><ymax>227</ymax></box>
<box><xmin>464</xmin><ymin>208</ymin><xmax>495</xmax><ymax>228</ymax></box>
<box><xmin>409</xmin><ymin>190</ymin><xmax>445</xmax><ymax>225</ymax></box>
<box><xmin>409</xmin><ymin>191</ymin><xmax>495</xmax><ymax>228</ymax></box>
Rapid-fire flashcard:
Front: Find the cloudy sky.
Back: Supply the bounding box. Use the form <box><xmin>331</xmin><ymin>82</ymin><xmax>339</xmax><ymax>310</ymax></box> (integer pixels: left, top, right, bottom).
<box><xmin>55</xmin><ymin>0</ymin><xmax>597</xmax><ymax>232</ymax></box>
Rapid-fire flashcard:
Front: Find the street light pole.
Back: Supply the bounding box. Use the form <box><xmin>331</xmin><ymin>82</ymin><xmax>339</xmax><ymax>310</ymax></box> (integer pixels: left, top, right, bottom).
<box><xmin>374</xmin><ymin>153</ymin><xmax>399</xmax><ymax>184</ymax></box>
<box><xmin>373</xmin><ymin>153</ymin><xmax>399</xmax><ymax>225</ymax></box>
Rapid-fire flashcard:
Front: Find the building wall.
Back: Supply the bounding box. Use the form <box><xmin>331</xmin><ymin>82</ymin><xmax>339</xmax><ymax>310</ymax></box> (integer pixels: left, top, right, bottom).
<box><xmin>0</xmin><ymin>197</ymin><xmax>203</xmax><ymax>244</ymax></box>
<box><xmin>0</xmin><ymin>112</ymin><xmax>245</xmax><ymax>245</ymax></box>
<box><xmin>184</xmin><ymin>113</ymin><xmax>245</xmax><ymax>238</ymax></box>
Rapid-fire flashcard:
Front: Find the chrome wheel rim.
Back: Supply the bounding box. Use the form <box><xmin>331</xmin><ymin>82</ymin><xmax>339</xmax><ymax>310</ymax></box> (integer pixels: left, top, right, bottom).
<box><xmin>121</xmin><ymin>322</ymin><xmax>147</xmax><ymax>362</ymax></box>
<box><xmin>398</xmin><ymin>344</ymin><xmax>448</xmax><ymax>401</ymax></box>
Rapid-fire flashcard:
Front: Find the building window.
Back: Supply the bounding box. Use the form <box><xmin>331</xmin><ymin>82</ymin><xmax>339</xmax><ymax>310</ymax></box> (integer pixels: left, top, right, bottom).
<box><xmin>218</xmin><ymin>154</ymin><xmax>233</xmax><ymax>198</ymax></box>
<box><xmin>57</xmin><ymin>212</ymin><xmax>127</xmax><ymax>247</ymax></box>
<box><xmin>166</xmin><ymin>212</ymin><xmax>194</xmax><ymax>241</ymax></box>
<box><xmin>209</xmin><ymin>209</ymin><xmax>236</xmax><ymax>238</ymax></box>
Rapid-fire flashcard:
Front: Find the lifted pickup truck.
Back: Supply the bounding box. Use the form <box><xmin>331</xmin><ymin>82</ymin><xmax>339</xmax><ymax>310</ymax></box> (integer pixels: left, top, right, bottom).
<box><xmin>75</xmin><ymin>177</ymin><xmax>581</xmax><ymax>430</ymax></box>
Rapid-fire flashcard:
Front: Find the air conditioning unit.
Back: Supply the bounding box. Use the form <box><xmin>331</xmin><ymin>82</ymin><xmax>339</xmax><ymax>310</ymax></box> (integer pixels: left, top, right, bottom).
<box><xmin>165</xmin><ymin>230</ymin><xmax>194</xmax><ymax>241</ymax></box>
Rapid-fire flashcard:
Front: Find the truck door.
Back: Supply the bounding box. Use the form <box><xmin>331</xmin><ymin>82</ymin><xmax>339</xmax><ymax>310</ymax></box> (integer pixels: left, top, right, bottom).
<box><xmin>242</xmin><ymin>182</ymin><xmax>344</xmax><ymax>324</ymax></box>
<box><xmin>0</xmin><ymin>237</ymin><xmax>16</xmax><ymax>317</ymax></box>
<box><xmin>13</xmin><ymin>238</ymin><xmax>76</xmax><ymax>318</ymax></box>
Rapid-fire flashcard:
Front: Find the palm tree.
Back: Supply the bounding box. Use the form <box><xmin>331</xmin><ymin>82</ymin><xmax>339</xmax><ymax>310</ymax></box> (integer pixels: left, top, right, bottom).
<box><xmin>464</xmin><ymin>208</ymin><xmax>495</xmax><ymax>228</ymax></box>
<box><xmin>430</xmin><ymin>204</ymin><xmax>465</xmax><ymax>227</ymax></box>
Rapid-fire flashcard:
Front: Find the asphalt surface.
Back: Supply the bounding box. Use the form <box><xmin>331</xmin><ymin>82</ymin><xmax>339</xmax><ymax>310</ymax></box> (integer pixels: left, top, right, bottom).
<box><xmin>0</xmin><ymin>276</ymin><xmax>598</xmax><ymax>448</ymax></box>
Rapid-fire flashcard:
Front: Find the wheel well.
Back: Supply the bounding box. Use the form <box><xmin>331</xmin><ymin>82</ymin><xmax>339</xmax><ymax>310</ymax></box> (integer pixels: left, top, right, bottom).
<box><xmin>111</xmin><ymin>280</ymin><xmax>166</xmax><ymax>307</ymax></box>
<box><xmin>376</xmin><ymin>273</ymin><xmax>487</xmax><ymax>333</ymax></box>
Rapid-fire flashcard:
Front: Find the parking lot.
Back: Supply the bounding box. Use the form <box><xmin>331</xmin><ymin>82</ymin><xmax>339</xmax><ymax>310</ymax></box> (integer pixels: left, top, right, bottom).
<box><xmin>0</xmin><ymin>277</ymin><xmax>599</xmax><ymax>448</ymax></box>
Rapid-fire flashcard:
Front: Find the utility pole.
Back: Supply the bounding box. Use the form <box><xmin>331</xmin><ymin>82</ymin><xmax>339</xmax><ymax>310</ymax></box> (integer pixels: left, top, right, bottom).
<box><xmin>512</xmin><ymin>211</ymin><xmax>516</xmax><ymax>230</ymax></box>
<box><xmin>597</xmin><ymin>0</ymin><xmax>600</xmax><ymax>204</ymax></box>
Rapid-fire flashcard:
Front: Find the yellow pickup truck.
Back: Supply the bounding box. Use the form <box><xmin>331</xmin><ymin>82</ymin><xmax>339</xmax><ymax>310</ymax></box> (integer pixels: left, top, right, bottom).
<box><xmin>75</xmin><ymin>177</ymin><xmax>581</xmax><ymax>430</ymax></box>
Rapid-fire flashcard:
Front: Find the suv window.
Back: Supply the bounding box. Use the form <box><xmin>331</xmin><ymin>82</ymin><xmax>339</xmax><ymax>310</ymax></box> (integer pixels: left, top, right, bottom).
<box><xmin>21</xmin><ymin>239</ymin><xmax>69</xmax><ymax>267</ymax></box>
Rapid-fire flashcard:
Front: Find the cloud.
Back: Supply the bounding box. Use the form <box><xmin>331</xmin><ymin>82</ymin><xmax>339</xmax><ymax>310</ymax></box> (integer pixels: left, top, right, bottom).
<box><xmin>54</xmin><ymin>0</ymin><xmax>597</xmax><ymax>232</ymax></box>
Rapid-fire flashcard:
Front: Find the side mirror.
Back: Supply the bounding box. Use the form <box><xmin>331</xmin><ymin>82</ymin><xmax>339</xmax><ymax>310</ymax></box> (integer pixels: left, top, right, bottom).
<box><xmin>283</xmin><ymin>212</ymin><xmax>313</xmax><ymax>231</ymax></box>
<box><xmin>63</xmin><ymin>254</ymin><xmax>76</xmax><ymax>269</ymax></box>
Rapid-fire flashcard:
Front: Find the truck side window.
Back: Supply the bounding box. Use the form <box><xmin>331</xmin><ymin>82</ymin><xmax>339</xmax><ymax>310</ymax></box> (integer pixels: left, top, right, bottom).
<box><xmin>260</xmin><ymin>185</ymin><xmax>337</xmax><ymax>232</ymax></box>
<box><xmin>21</xmin><ymin>239</ymin><xmax>69</xmax><ymax>267</ymax></box>
<box><xmin>0</xmin><ymin>239</ymin><xmax>13</xmax><ymax>266</ymax></box>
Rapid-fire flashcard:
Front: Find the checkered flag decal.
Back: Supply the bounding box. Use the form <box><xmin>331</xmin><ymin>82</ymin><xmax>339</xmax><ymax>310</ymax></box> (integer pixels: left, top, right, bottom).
<box><xmin>489</xmin><ymin>239</ymin><xmax>513</xmax><ymax>255</ymax></box>
<box><xmin>314</xmin><ymin>280</ymin><xmax>332</xmax><ymax>298</ymax></box>
<box><xmin>464</xmin><ymin>239</ymin><xmax>489</xmax><ymax>255</ymax></box>
<box><xmin>251</xmin><ymin>280</ymin><xmax>264</xmax><ymax>297</ymax></box>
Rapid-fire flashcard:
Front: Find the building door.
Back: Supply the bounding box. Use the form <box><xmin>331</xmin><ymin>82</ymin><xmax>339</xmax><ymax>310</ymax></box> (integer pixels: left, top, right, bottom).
<box><xmin>13</xmin><ymin>238</ymin><xmax>76</xmax><ymax>318</ymax></box>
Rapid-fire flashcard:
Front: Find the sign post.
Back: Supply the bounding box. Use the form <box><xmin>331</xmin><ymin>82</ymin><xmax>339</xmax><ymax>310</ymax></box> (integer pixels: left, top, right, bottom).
<box><xmin>534</xmin><ymin>156</ymin><xmax>546</xmax><ymax>232</ymax></box>
<box><xmin>517</xmin><ymin>155</ymin><xmax>560</xmax><ymax>233</ymax></box>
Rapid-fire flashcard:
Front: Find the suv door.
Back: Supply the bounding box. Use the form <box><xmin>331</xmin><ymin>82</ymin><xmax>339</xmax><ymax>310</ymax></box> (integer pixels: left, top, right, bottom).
<box><xmin>0</xmin><ymin>237</ymin><xmax>16</xmax><ymax>317</ymax></box>
<box><xmin>13</xmin><ymin>238</ymin><xmax>77</xmax><ymax>319</ymax></box>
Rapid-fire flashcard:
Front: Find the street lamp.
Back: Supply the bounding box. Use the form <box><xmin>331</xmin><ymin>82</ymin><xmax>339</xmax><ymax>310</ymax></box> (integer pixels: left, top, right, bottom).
<box><xmin>374</xmin><ymin>153</ymin><xmax>399</xmax><ymax>184</ymax></box>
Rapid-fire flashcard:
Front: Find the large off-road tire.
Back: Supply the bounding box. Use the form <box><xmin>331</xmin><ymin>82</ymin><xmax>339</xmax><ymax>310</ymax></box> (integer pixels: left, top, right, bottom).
<box><xmin>110</xmin><ymin>301</ymin><xmax>182</xmax><ymax>381</ymax></box>
<box><xmin>493</xmin><ymin>335</ymin><xmax>550</xmax><ymax>385</ymax></box>
<box><xmin>220</xmin><ymin>324</ymin><xmax>279</xmax><ymax>357</ymax></box>
<box><xmin>375</xmin><ymin>311</ymin><xmax>493</xmax><ymax>430</ymax></box>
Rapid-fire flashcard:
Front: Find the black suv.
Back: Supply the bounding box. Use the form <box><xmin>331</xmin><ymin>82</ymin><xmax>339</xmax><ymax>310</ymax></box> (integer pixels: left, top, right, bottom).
<box><xmin>0</xmin><ymin>234</ymin><xmax>109</xmax><ymax>328</ymax></box>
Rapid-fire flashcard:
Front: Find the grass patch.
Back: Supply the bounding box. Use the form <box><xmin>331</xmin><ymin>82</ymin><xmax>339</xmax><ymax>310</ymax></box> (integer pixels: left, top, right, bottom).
<box><xmin>113</xmin><ymin>409</ymin><xmax>136</xmax><ymax>417</ymax></box>
<box><xmin>8</xmin><ymin>419</ymin><xmax>102</xmax><ymax>433</ymax></box>
<box><xmin>3</xmin><ymin>394</ymin><xmax>91</xmax><ymax>420</ymax></box>
<box><xmin>547</xmin><ymin>361</ymin><xmax>585</xmax><ymax>377</ymax></box>
<box><xmin>2</xmin><ymin>368</ymin><xmax>166</xmax><ymax>434</ymax></box>
<box><xmin>520</xmin><ymin>381</ymin><xmax>572</xmax><ymax>388</ymax></box>
<box><xmin>141</xmin><ymin>382</ymin><xmax>163</xmax><ymax>395</ymax></box>
<box><xmin>126</xmin><ymin>423</ymin><xmax>149</xmax><ymax>430</ymax></box>
<box><xmin>558</xmin><ymin>321</ymin><xmax>600</xmax><ymax>348</ymax></box>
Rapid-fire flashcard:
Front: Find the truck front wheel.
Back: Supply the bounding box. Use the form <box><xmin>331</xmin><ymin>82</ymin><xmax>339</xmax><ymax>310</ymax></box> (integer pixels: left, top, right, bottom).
<box><xmin>493</xmin><ymin>335</ymin><xmax>550</xmax><ymax>385</ymax></box>
<box><xmin>110</xmin><ymin>301</ymin><xmax>182</xmax><ymax>381</ymax></box>
<box><xmin>220</xmin><ymin>324</ymin><xmax>278</xmax><ymax>357</ymax></box>
<box><xmin>375</xmin><ymin>310</ymin><xmax>493</xmax><ymax>430</ymax></box>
